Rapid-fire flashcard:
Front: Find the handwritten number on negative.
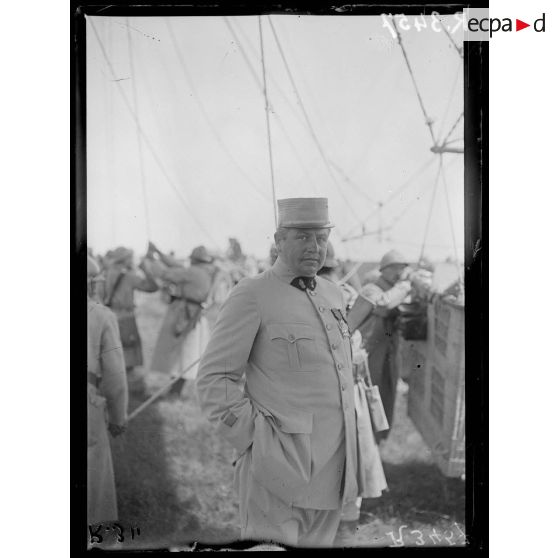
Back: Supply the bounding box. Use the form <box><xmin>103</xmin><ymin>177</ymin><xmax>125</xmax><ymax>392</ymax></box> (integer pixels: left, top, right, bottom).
<box><xmin>387</xmin><ymin>525</ymin><xmax>407</xmax><ymax>547</ymax></box>
<box><xmin>411</xmin><ymin>529</ymin><xmax>425</xmax><ymax>546</ymax></box>
<box><xmin>429</xmin><ymin>527</ymin><xmax>443</xmax><ymax>545</ymax></box>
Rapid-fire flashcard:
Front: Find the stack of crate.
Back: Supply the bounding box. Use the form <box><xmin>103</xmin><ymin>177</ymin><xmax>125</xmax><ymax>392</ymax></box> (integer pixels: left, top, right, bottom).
<box><xmin>407</xmin><ymin>295</ymin><xmax>465</xmax><ymax>478</ymax></box>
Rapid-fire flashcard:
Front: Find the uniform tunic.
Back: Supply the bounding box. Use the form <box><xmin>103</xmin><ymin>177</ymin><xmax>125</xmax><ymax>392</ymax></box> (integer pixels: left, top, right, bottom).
<box><xmin>196</xmin><ymin>258</ymin><xmax>360</xmax><ymax>545</ymax></box>
<box><xmin>150</xmin><ymin>262</ymin><xmax>216</xmax><ymax>378</ymax></box>
<box><xmin>104</xmin><ymin>266</ymin><xmax>158</xmax><ymax>369</ymax></box>
<box><xmin>347</xmin><ymin>276</ymin><xmax>411</xmax><ymax>438</ymax></box>
<box><xmin>87</xmin><ymin>299</ymin><xmax>128</xmax><ymax>525</ymax></box>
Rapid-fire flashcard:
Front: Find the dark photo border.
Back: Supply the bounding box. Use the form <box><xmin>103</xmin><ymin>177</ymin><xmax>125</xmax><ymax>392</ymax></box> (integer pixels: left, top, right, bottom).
<box><xmin>72</xmin><ymin>1</ymin><xmax>487</xmax><ymax>554</ymax></box>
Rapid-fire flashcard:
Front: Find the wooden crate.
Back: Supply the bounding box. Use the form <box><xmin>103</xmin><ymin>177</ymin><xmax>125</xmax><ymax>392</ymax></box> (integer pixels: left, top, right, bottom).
<box><xmin>407</xmin><ymin>296</ymin><xmax>465</xmax><ymax>478</ymax></box>
<box><xmin>397</xmin><ymin>336</ymin><xmax>428</xmax><ymax>382</ymax></box>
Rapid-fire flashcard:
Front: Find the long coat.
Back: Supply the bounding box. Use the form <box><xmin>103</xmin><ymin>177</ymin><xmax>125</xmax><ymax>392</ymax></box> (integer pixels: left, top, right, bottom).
<box><xmin>347</xmin><ymin>276</ymin><xmax>411</xmax><ymax>437</ymax></box>
<box><xmin>196</xmin><ymin>258</ymin><xmax>360</xmax><ymax>511</ymax></box>
<box><xmin>87</xmin><ymin>299</ymin><xmax>128</xmax><ymax>525</ymax></box>
<box><xmin>103</xmin><ymin>266</ymin><xmax>158</xmax><ymax>369</ymax></box>
<box><xmin>150</xmin><ymin>263</ymin><xmax>216</xmax><ymax>375</ymax></box>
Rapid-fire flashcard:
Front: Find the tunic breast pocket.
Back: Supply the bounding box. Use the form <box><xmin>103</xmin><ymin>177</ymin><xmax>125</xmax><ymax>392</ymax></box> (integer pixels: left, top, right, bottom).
<box><xmin>267</xmin><ymin>323</ymin><xmax>319</xmax><ymax>372</ymax></box>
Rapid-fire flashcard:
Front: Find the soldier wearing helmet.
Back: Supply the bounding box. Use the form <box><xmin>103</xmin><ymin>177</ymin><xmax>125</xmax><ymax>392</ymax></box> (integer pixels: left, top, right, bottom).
<box><xmin>347</xmin><ymin>249</ymin><xmax>412</xmax><ymax>441</ymax></box>
<box><xmin>148</xmin><ymin>242</ymin><xmax>221</xmax><ymax>397</ymax></box>
<box><xmin>102</xmin><ymin>247</ymin><xmax>159</xmax><ymax>394</ymax></box>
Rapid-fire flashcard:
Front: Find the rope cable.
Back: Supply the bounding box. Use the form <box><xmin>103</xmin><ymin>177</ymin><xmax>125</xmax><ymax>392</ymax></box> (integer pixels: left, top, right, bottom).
<box><xmin>125</xmin><ymin>18</ymin><xmax>152</xmax><ymax>239</ymax></box>
<box><xmin>437</xmin><ymin>58</ymin><xmax>462</xmax><ymax>145</ymax></box>
<box><xmin>328</xmin><ymin>160</ymin><xmax>376</xmax><ymax>206</ymax></box>
<box><xmin>441</xmin><ymin>112</ymin><xmax>464</xmax><ymax>147</ymax></box>
<box><xmin>436</xmin><ymin>13</ymin><xmax>464</xmax><ymax>59</ymax></box>
<box><xmin>89</xmin><ymin>18</ymin><xmax>219</xmax><ymax>247</ymax></box>
<box><xmin>440</xmin><ymin>156</ymin><xmax>463</xmax><ymax>281</ymax></box>
<box><xmin>266</xmin><ymin>16</ymin><xmax>362</xmax><ymax>223</ymax></box>
<box><xmin>224</xmin><ymin>17</ymin><xmax>319</xmax><ymax>193</ymax></box>
<box><xmin>343</xmin><ymin>156</ymin><xmax>436</xmax><ymax>239</ymax></box>
<box><xmin>231</xmin><ymin>16</ymin><xmax>375</xmax><ymax>207</ymax></box>
<box><xmin>165</xmin><ymin>19</ymin><xmax>270</xmax><ymax>203</ymax></box>
<box><xmin>419</xmin><ymin>156</ymin><xmax>444</xmax><ymax>262</ymax></box>
<box><xmin>392</xmin><ymin>17</ymin><xmax>437</xmax><ymax>146</ymax></box>
<box><xmin>258</xmin><ymin>16</ymin><xmax>278</xmax><ymax>228</ymax></box>
<box><xmin>226</xmin><ymin>17</ymin><xmax>307</xmax><ymax>130</ymax></box>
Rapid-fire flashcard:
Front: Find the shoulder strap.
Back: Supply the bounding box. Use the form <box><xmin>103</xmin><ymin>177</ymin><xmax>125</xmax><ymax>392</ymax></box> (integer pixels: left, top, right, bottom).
<box><xmin>104</xmin><ymin>271</ymin><xmax>125</xmax><ymax>307</ymax></box>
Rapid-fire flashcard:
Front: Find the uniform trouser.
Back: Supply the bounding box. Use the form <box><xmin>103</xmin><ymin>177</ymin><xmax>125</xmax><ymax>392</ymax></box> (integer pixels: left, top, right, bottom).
<box><xmin>235</xmin><ymin>449</ymin><xmax>342</xmax><ymax>548</ymax></box>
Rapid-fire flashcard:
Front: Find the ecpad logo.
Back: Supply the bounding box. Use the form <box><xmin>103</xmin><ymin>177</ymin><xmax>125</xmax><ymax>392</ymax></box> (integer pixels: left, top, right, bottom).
<box><xmin>465</xmin><ymin>9</ymin><xmax>546</xmax><ymax>40</ymax></box>
<box><xmin>468</xmin><ymin>13</ymin><xmax>545</xmax><ymax>37</ymax></box>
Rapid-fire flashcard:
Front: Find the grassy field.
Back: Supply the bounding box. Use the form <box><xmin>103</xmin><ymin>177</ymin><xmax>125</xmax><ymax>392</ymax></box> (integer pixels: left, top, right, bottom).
<box><xmin>102</xmin><ymin>291</ymin><xmax>465</xmax><ymax>550</ymax></box>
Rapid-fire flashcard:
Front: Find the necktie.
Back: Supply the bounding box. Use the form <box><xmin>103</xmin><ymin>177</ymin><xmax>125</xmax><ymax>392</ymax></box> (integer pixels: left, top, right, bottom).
<box><xmin>290</xmin><ymin>276</ymin><xmax>317</xmax><ymax>292</ymax></box>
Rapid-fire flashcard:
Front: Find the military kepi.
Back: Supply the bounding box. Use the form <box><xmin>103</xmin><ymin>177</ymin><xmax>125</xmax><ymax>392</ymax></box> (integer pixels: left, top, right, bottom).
<box><xmin>277</xmin><ymin>197</ymin><xmax>334</xmax><ymax>229</ymax></box>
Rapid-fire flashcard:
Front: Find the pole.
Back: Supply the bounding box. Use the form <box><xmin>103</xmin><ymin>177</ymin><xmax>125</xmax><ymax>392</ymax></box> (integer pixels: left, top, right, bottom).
<box><xmin>337</xmin><ymin>261</ymin><xmax>363</xmax><ymax>286</ymax></box>
<box><xmin>258</xmin><ymin>16</ymin><xmax>278</xmax><ymax>228</ymax></box>
<box><xmin>128</xmin><ymin>358</ymin><xmax>201</xmax><ymax>422</ymax></box>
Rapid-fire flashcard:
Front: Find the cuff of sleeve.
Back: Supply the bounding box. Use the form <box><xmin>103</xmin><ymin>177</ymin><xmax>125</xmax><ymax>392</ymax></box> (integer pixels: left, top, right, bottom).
<box><xmin>215</xmin><ymin>404</ymin><xmax>256</xmax><ymax>454</ymax></box>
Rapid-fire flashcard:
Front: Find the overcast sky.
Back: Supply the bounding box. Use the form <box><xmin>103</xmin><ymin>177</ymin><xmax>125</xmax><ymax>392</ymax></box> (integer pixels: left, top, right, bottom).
<box><xmin>86</xmin><ymin>14</ymin><xmax>464</xmax><ymax>262</ymax></box>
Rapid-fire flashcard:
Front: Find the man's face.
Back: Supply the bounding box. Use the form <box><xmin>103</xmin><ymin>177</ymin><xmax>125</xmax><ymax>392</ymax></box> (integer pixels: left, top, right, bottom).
<box><xmin>381</xmin><ymin>263</ymin><xmax>407</xmax><ymax>284</ymax></box>
<box><xmin>277</xmin><ymin>228</ymin><xmax>330</xmax><ymax>277</ymax></box>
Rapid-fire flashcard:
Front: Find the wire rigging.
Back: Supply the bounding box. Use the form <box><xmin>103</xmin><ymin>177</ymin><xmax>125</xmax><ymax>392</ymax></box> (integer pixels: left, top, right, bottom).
<box><xmin>441</xmin><ymin>112</ymin><xmax>464</xmax><ymax>147</ymax></box>
<box><xmin>389</xmin><ymin>154</ymin><xmax>460</xmax><ymax>233</ymax></box>
<box><xmin>125</xmin><ymin>18</ymin><xmax>151</xmax><ymax>240</ymax></box>
<box><xmin>328</xmin><ymin>160</ymin><xmax>376</xmax><ymax>206</ymax></box>
<box><xmin>89</xmin><ymin>18</ymin><xmax>219</xmax><ymax>247</ymax></box>
<box><xmin>419</xmin><ymin>157</ymin><xmax>444</xmax><ymax>262</ymax></box>
<box><xmin>437</xmin><ymin>59</ymin><xmax>462</xmax><ymax>145</ymax></box>
<box><xmin>436</xmin><ymin>14</ymin><xmax>464</xmax><ymax>59</ymax></box>
<box><xmin>258</xmin><ymin>16</ymin><xmax>278</xmax><ymax>228</ymax></box>
<box><xmin>266</xmin><ymin>16</ymin><xmax>363</xmax><ymax>223</ymax></box>
<box><xmin>223</xmin><ymin>17</ymin><xmax>319</xmax><ymax>193</ymax></box>
<box><xmin>392</xmin><ymin>16</ymin><xmax>437</xmax><ymax>146</ymax></box>
<box><xmin>343</xmin><ymin>156</ymin><xmax>436</xmax><ymax>240</ymax></box>
<box><xmin>164</xmin><ymin>19</ymin><xmax>271</xmax><ymax>203</ymax></box>
<box><xmin>440</xmin><ymin>156</ymin><xmax>463</xmax><ymax>282</ymax></box>
<box><xmin>225</xmin><ymin>17</ymin><xmax>307</xmax><ymax>131</ymax></box>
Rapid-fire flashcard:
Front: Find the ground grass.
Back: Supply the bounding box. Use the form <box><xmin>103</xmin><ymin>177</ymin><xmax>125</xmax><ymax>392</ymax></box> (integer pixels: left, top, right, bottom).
<box><xmin>102</xmin><ymin>292</ymin><xmax>465</xmax><ymax>549</ymax></box>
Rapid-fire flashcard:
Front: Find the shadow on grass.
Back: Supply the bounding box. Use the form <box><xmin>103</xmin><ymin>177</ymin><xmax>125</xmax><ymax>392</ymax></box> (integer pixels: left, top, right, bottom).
<box><xmin>361</xmin><ymin>460</ymin><xmax>465</xmax><ymax>525</ymax></box>
<box><xmin>110</xmin><ymin>392</ymin><xmax>196</xmax><ymax>548</ymax></box>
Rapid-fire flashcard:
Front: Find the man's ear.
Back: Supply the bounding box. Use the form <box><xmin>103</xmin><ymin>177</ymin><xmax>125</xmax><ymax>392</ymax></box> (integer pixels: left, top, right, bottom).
<box><xmin>273</xmin><ymin>234</ymin><xmax>282</xmax><ymax>253</ymax></box>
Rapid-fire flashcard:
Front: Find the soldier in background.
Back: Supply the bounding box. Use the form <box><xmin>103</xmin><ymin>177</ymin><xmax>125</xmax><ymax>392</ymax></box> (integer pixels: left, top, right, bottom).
<box><xmin>103</xmin><ymin>247</ymin><xmax>159</xmax><ymax>393</ymax></box>
<box><xmin>347</xmin><ymin>250</ymin><xmax>413</xmax><ymax>441</ymax></box>
<box><xmin>148</xmin><ymin>242</ymin><xmax>220</xmax><ymax>397</ymax></box>
<box><xmin>87</xmin><ymin>255</ymin><xmax>128</xmax><ymax>528</ymax></box>
<box><xmin>318</xmin><ymin>242</ymin><xmax>388</xmax><ymax>532</ymax></box>
<box><xmin>317</xmin><ymin>242</ymin><xmax>358</xmax><ymax>311</ymax></box>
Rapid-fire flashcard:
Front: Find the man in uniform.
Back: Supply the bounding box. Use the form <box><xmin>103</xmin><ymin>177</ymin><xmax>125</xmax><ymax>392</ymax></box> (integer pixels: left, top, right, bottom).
<box><xmin>347</xmin><ymin>249</ymin><xmax>413</xmax><ymax>441</ymax></box>
<box><xmin>87</xmin><ymin>256</ymin><xmax>128</xmax><ymax>527</ymax></box>
<box><xmin>148</xmin><ymin>242</ymin><xmax>219</xmax><ymax>397</ymax></box>
<box><xmin>196</xmin><ymin>198</ymin><xmax>359</xmax><ymax>547</ymax></box>
<box><xmin>102</xmin><ymin>247</ymin><xmax>159</xmax><ymax>392</ymax></box>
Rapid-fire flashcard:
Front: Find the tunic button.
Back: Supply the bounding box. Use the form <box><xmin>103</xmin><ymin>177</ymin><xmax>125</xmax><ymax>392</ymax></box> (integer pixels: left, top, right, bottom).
<box><xmin>326</xmin><ymin>324</ymin><xmax>332</xmax><ymax>330</ymax></box>
<box><xmin>341</xmin><ymin>384</ymin><xmax>346</xmax><ymax>391</ymax></box>
<box><xmin>331</xmin><ymin>343</ymin><xmax>337</xmax><ymax>350</ymax></box>
<box><xmin>319</xmin><ymin>306</ymin><xmax>325</xmax><ymax>312</ymax></box>
<box><xmin>337</xmin><ymin>363</ymin><xmax>343</xmax><ymax>370</ymax></box>
<box><xmin>288</xmin><ymin>334</ymin><xmax>295</xmax><ymax>342</ymax></box>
